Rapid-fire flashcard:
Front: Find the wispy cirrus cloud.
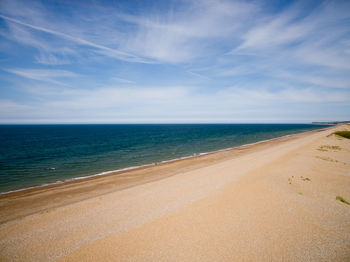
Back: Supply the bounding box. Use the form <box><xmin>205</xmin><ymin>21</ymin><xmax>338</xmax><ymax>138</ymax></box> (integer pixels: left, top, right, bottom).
<box><xmin>0</xmin><ymin>15</ymin><xmax>77</xmax><ymax>65</ymax></box>
<box><xmin>0</xmin><ymin>0</ymin><xmax>349</xmax><ymax>123</ymax></box>
<box><xmin>0</xmin><ymin>0</ymin><xmax>258</xmax><ymax>64</ymax></box>
<box><xmin>232</xmin><ymin>1</ymin><xmax>350</xmax><ymax>70</ymax></box>
<box><xmin>34</xmin><ymin>53</ymin><xmax>71</xmax><ymax>65</ymax></box>
<box><xmin>116</xmin><ymin>0</ymin><xmax>257</xmax><ymax>63</ymax></box>
<box><xmin>4</xmin><ymin>68</ymin><xmax>78</xmax><ymax>85</ymax></box>
<box><xmin>0</xmin><ymin>14</ymin><xmax>151</xmax><ymax>64</ymax></box>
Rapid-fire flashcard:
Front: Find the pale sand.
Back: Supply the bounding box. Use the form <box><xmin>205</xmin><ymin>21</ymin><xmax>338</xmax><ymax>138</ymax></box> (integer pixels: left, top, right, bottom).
<box><xmin>0</xmin><ymin>125</ymin><xmax>349</xmax><ymax>261</ymax></box>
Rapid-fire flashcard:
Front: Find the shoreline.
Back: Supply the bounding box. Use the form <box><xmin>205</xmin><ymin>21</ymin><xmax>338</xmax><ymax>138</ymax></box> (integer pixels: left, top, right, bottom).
<box><xmin>1</xmin><ymin>124</ymin><xmax>349</xmax><ymax>261</ymax></box>
<box><xmin>0</xmin><ymin>125</ymin><xmax>332</xmax><ymax>197</ymax></box>
<box><xmin>0</xmin><ymin>125</ymin><xmax>334</xmax><ymax>224</ymax></box>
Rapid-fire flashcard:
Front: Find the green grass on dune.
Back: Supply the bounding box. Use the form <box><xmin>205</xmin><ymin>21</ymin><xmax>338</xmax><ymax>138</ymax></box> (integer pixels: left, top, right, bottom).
<box><xmin>336</xmin><ymin>196</ymin><xmax>350</xmax><ymax>205</ymax></box>
<box><xmin>333</xmin><ymin>131</ymin><xmax>350</xmax><ymax>139</ymax></box>
<box><xmin>317</xmin><ymin>145</ymin><xmax>341</xmax><ymax>151</ymax></box>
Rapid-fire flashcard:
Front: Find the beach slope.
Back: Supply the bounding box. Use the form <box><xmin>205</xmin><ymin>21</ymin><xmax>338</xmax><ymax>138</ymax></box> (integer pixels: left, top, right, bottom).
<box><xmin>0</xmin><ymin>125</ymin><xmax>349</xmax><ymax>261</ymax></box>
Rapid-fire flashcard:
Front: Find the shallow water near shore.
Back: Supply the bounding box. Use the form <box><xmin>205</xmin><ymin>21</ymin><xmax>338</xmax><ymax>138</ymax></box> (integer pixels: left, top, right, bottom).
<box><xmin>0</xmin><ymin>124</ymin><xmax>329</xmax><ymax>193</ymax></box>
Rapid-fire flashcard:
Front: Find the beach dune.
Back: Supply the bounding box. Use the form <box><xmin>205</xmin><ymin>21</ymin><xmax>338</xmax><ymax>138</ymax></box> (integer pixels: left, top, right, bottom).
<box><xmin>0</xmin><ymin>125</ymin><xmax>349</xmax><ymax>261</ymax></box>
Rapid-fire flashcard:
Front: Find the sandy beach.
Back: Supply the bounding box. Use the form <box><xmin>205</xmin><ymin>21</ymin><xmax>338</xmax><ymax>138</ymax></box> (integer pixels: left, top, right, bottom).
<box><xmin>0</xmin><ymin>124</ymin><xmax>349</xmax><ymax>261</ymax></box>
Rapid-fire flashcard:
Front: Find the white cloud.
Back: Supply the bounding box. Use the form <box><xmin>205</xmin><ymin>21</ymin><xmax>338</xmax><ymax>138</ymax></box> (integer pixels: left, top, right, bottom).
<box><xmin>0</xmin><ymin>0</ymin><xmax>349</xmax><ymax>123</ymax></box>
<box><xmin>275</xmin><ymin>70</ymin><xmax>350</xmax><ymax>89</ymax></box>
<box><xmin>0</xmin><ymin>99</ymin><xmax>29</xmax><ymax>111</ymax></box>
<box><xmin>1</xmin><ymin>83</ymin><xmax>348</xmax><ymax>123</ymax></box>
<box><xmin>232</xmin><ymin>1</ymin><xmax>350</xmax><ymax>71</ymax></box>
<box><xmin>0</xmin><ymin>14</ymin><xmax>151</xmax><ymax>63</ymax></box>
<box><xmin>4</xmin><ymin>68</ymin><xmax>78</xmax><ymax>84</ymax></box>
<box><xmin>0</xmin><ymin>0</ymin><xmax>258</xmax><ymax>64</ymax></box>
<box><xmin>1</xmin><ymin>19</ymin><xmax>77</xmax><ymax>65</ymax></box>
<box><xmin>110</xmin><ymin>77</ymin><xmax>135</xmax><ymax>84</ymax></box>
<box><xmin>34</xmin><ymin>53</ymin><xmax>71</xmax><ymax>65</ymax></box>
<box><xmin>237</xmin><ymin>12</ymin><xmax>307</xmax><ymax>51</ymax></box>
<box><xmin>118</xmin><ymin>0</ymin><xmax>257</xmax><ymax>63</ymax></box>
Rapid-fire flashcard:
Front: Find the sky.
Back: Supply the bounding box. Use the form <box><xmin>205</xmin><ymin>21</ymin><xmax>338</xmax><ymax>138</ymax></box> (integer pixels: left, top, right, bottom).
<box><xmin>0</xmin><ymin>0</ymin><xmax>349</xmax><ymax>123</ymax></box>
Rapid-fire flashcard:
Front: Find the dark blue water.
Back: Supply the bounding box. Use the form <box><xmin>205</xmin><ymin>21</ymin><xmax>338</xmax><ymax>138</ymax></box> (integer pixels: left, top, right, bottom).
<box><xmin>0</xmin><ymin>124</ymin><xmax>328</xmax><ymax>193</ymax></box>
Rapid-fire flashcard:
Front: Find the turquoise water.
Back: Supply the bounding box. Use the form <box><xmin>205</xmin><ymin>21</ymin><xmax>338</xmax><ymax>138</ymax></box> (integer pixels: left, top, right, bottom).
<box><xmin>0</xmin><ymin>124</ymin><xmax>328</xmax><ymax>193</ymax></box>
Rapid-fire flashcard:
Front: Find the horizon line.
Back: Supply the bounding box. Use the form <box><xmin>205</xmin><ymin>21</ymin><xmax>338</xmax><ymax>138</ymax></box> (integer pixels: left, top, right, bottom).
<box><xmin>0</xmin><ymin>122</ymin><xmax>343</xmax><ymax>125</ymax></box>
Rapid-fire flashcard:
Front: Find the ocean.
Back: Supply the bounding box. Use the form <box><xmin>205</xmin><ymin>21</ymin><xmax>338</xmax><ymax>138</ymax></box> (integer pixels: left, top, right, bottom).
<box><xmin>0</xmin><ymin>124</ymin><xmax>329</xmax><ymax>193</ymax></box>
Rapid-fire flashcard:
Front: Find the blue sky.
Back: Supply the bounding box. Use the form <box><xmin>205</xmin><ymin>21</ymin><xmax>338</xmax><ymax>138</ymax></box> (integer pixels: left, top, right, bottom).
<box><xmin>0</xmin><ymin>0</ymin><xmax>349</xmax><ymax>123</ymax></box>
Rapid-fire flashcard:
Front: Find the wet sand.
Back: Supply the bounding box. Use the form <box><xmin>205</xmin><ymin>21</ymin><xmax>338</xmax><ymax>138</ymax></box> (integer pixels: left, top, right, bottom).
<box><xmin>1</xmin><ymin>125</ymin><xmax>349</xmax><ymax>261</ymax></box>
